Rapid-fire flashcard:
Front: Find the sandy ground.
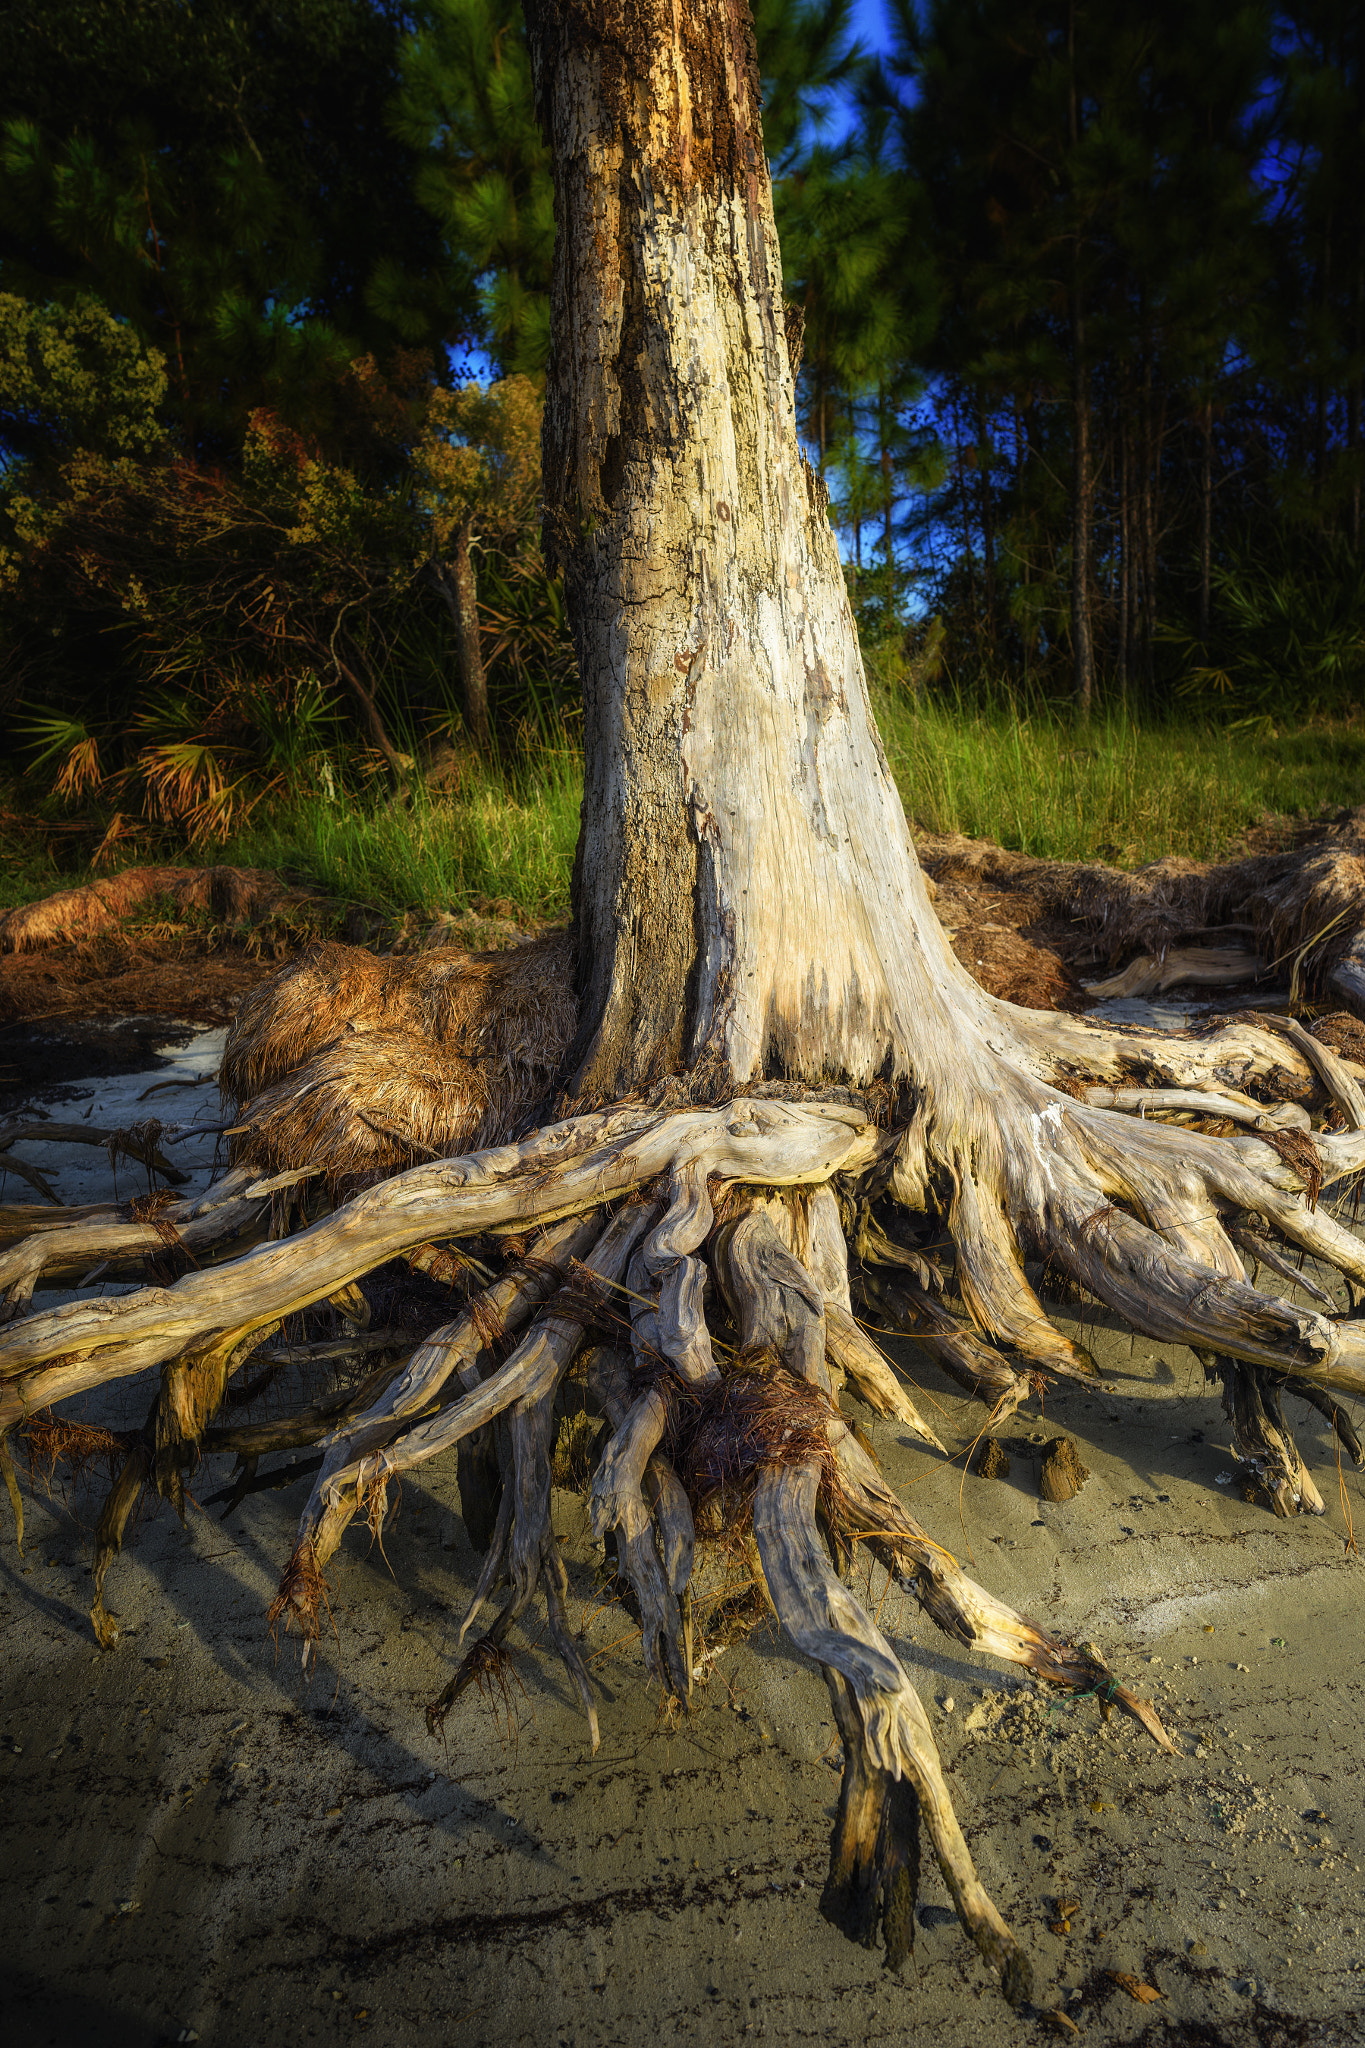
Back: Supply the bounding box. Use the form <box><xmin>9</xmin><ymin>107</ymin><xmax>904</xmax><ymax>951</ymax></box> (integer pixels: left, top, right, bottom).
<box><xmin>3</xmin><ymin>1029</ymin><xmax>1365</xmax><ymax>2048</ymax></box>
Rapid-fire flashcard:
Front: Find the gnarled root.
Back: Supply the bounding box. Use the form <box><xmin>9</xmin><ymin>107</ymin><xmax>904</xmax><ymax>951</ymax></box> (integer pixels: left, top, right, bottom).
<box><xmin>753</xmin><ymin>1461</ymin><xmax>1029</xmax><ymax>2001</ymax></box>
<box><xmin>8</xmin><ymin>996</ymin><xmax>1365</xmax><ymax>1998</ymax></box>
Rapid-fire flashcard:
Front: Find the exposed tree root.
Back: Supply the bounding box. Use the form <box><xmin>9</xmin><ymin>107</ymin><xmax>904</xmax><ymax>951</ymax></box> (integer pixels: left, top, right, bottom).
<box><xmin>7</xmin><ymin>933</ymin><xmax>1365</xmax><ymax>1999</ymax></box>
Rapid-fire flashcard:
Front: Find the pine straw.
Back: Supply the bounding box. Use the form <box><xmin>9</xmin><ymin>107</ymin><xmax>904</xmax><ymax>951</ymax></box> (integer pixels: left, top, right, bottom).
<box><xmin>652</xmin><ymin>1345</ymin><xmax>846</xmax><ymax>1529</ymax></box>
<box><xmin>0</xmin><ymin>865</ymin><xmax>323</xmax><ymax>953</ymax></box>
<box><xmin>221</xmin><ymin>928</ymin><xmax>577</xmax><ymax>1177</ymax></box>
<box><xmin>1260</xmin><ymin>1127</ymin><xmax>1324</xmax><ymax>1210</ymax></box>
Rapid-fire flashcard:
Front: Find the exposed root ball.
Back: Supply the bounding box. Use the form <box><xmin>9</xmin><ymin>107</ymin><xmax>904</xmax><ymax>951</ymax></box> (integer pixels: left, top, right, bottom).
<box><xmin>222</xmin><ymin>930</ymin><xmax>578</xmax><ymax>1173</ymax></box>
<box><xmin>919</xmin><ymin>807</ymin><xmax>1365</xmax><ymax>1001</ymax></box>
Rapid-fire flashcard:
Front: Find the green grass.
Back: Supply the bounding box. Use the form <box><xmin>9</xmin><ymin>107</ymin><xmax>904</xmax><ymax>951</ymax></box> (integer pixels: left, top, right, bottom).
<box><xmin>222</xmin><ymin>749</ymin><xmax>582</xmax><ymax>924</ymax></box>
<box><xmin>878</xmin><ymin>693</ymin><xmax>1365</xmax><ymax>867</ymax></box>
<box><xmin>5</xmin><ymin>696</ymin><xmax>1363</xmax><ymax>928</ymax></box>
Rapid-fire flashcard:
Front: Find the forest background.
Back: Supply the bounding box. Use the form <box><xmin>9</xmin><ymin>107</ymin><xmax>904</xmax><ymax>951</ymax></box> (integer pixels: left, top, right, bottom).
<box><xmin>2</xmin><ymin>0</ymin><xmax>1364</xmax><ymax>929</ymax></box>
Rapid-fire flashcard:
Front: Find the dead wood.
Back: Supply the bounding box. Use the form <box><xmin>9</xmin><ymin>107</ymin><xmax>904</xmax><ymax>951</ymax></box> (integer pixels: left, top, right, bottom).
<box><xmin>0</xmin><ymin>1119</ymin><xmax>188</xmax><ymax>1186</ymax></box>
<box><xmin>1038</xmin><ymin>1436</ymin><xmax>1089</xmax><ymax>1503</ymax></box>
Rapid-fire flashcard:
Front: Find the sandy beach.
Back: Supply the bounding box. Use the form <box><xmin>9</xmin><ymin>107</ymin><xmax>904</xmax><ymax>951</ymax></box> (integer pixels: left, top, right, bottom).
<box><xmin>3</xmin><ymin>1023</ymin><xmax>1364</xmax><ymax>2048</ymax></box>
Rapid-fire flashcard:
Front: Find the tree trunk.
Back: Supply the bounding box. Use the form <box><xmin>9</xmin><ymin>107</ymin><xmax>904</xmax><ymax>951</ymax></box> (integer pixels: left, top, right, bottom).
<box><xmin>427</xmin><ymin>516</ymin><xmax>491</xmax><ymax>753</ymax></box>
<box><xmin>526</xmin><ymin>0</ymin><xmax>965</xmax><ymax>1106</ymax></box>
<box><xmin>976</xmin><ymin>390</ymin><xmax>997</xmax><ymax>651</ymax></box>
<box><xmin>1067</xmin><ymin>5</ymin><xmax>1092</xmax><ymax>718</ymax></box>
<box><xmin>1198</xmin><ymin>396</ymin><xmax>1213</xmax><ymax>645</ymax></box>
<box><xmin>1117</xmin><ymin>402</ymin><xmax>1130</xmax><ymax>710</ymax></box>
<box><xmin>1070</xmin><ymin>287</ymin><xmax>1094</xmax><ymax>716</ymax></box>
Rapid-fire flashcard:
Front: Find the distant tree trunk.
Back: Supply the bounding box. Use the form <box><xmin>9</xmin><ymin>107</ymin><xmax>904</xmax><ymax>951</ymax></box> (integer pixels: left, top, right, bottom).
<box><xmin>879</xmin><ymin>381</ymin><xmax>895</xmax><ymax>619</ymax></box>
<box><xmin>1117</xmin><ymin>405</ymin><xmax>1130</xmax><ymax>710</ymax></box>
<box><xmin>1070</xmin><ymin>290</ymin><xmax>1094</xmax><ymax>716</ymax></box>
<box><xmin>953</xmin><ymin>397</ymin><xmax>979</xmax><ymax>643</ymax></box>
<box><xmin>1198</xmin><ymin>397</ymin><xmax>1213</xmax><ymax>645</ymax></box>
<box><xmin>975</xmin><ymin>391</ymin><xmax>997</xmax><ymax>650</ymax></box>
<box><xmin>426</xmin><ymin>517</ymin><xmax>491</xmax><ymax>753</ymax></box>
<box><xmin>1350</xmin><ymin>243</ymin><xmax>1363</xmax><ymax>550</ymax></box>
<box><xmin>1139</xmin><ymin>343</ymin><xmax>1159</xmax><ymax>694</ymax></box>
<box><xmin>1067</xmin><ymin>2</ymin><xmax>1093</xmax><ymax>717</ymax></box>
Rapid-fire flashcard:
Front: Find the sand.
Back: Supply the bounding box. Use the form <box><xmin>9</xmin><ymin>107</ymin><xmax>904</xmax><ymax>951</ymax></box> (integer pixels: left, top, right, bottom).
<box><xmin>3</xmin><ymin>1031</ymin><xmax>1364</xmax><ymax>2048</ymax></box>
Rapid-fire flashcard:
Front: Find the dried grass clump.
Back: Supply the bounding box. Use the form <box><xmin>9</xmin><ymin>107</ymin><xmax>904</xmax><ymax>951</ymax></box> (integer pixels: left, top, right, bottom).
<box><xmin>664</xmin><ymin>1349</ymin><xmax>844</xmax><ymax>1523</ymax></box>
<box><xmin>222</xmin><ymin>928</ymin><xmax>578</xmax><ymax>1176</ymax></box>
<box><xmin>229</xmin><ymin>1027</ymin><xmax>490</xmax><ymax>1181</ymax></box>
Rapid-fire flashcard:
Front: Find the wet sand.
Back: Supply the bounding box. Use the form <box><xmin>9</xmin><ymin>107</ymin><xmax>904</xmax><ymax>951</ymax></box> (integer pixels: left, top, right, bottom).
<box><xmin>2</xmin><ymin>1055</ymin><xmax>1364</xmax><ymax>2047</ymax></box>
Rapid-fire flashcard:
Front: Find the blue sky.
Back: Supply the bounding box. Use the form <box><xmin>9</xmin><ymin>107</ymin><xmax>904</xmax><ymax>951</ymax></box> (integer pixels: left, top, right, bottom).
<box><xmin>850</xmin><ymin>0</ymin><xmax>890</xmax><ymax>56</ymax></box>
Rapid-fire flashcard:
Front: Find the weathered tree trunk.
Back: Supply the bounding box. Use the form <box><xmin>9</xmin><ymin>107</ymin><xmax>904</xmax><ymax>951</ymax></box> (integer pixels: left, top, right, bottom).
<box><xmin>526</xmin><ymin>0</ymin><xmax>974</xmax><ymax>1107</ymax></box>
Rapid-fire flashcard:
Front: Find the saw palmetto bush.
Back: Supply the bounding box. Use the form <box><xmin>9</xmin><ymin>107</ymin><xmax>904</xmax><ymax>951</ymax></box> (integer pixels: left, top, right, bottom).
<box><xmin>1</xmin><ymin>302</ymin><xmax>579</xmax><ymax>847</ymax></box>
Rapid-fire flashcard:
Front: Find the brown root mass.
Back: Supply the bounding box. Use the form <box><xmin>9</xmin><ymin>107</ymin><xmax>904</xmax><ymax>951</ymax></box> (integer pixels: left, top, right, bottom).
<box><xmin>223</xmin><ymin>931</ymin><xmax>578</xmax><ymax>1175</ymax></box>
<box><xmin>0</xmin><ymin>866</ymin><xmax>320</xmax><ymax>953</ymax></box>
<box><xmin>657</xmin><ymin>1348</ymin><xmax>845</xmax><ymax>1519</ymax></box>
<box><xmin>917</xmin><ymin>804</ymin><xmax>1365</xmax><ymax>1004</ymax></box>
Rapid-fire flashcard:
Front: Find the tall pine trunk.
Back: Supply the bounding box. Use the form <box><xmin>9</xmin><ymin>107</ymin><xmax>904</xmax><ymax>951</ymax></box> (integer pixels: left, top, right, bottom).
<box><xmin>1198</xmin><ymin>398</ymin><xmax>1213</xmax><ymax>645</ymax></box>
<box><xmin>1070</xmin><ymin>283</ymin><xmax>1094</xmax><ymax>716</ymax></box>
<box><xmin>1067</xmin><ymin>3</ymin><xmax>1093</xmax><ymax>716</ymax></box>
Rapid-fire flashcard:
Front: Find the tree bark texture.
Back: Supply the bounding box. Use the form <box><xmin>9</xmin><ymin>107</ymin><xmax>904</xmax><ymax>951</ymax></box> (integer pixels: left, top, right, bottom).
<box><xmin>526</xmin><ymin>0</ymin><xmax>968</xmax><ymax>1105</ymax></box>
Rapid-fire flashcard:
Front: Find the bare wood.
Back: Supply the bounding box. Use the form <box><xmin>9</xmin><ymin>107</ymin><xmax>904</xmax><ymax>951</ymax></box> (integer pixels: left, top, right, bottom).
<box><xmin>1214</xmin><ymin>1357</ymin><xmax>1326</xmax><ymax>1518</ymax></box>
<box><xmin>863</xmin><ymin>1272</ymin><xmax>1030</xmax><ymax>1418</ymax></box>
<box><xmin>589</xmin><ymin>1345</ymin><xmax>695</xmax><ymax>1600</ymax></box>
<box><xmin>1228</xmin><ymin>1225</ymin><xmax>1336</xmax><ymax>1311</ymax></box>
<box><xmin>713</xmin><ymin>1208</ymin><xmax>830</xmax><ymax>1392</ymax></box>
<box><xmin>281</xmin><ymin>1213</ymin><xmax>603</xmax><ymax>1570</ymax></box>
<box><xmin>823</xmin><ymin>1303</ymin><xmax>947</xmax><ymax>1452</ymax></box>
<box><xmin>1083</xmin><ymin>1085</ymin><xmax>1311</xmax><ymax>1133</ymax></box>
<box><xmin>640</xmin><ymin>1162</ymin><xmax>719</xmax><ymax>1387</ymax></box>
<box><xmin>0</xmin><ymin>1121</ymin><xmax>188</xmax><ymax>1185</ymax></box>
<box><xmin>827</xmin><ymin>1421</ymin><xmax>1174</xmax><ymax>1755</ymax></box>
<box><xmin>292</xmin><ymin>1204</ymin><xmax>653</xmax><ymax>1586</ymax></box>
<box><xmin>0</xmin><ymin>1165</ymin><xmax>268</xmax><ymax>1320</ymax></box>
<box><xmin>0</xmin><ymin>1098</ymin><xmax>877</xmax><ymax>1420</ymax></box>
<box><xmin>1084</xmin><ymin>947</ymin><xmax>1265</xmax><ymax>1002</ymax></box>
<box><xmin>752</xmin><ymin>1461</ymin><xmax>1030</xmax><ymax>2002</ymax></box>
<box><xmin>1251</xmin><ymin>1012</ymin><xmax>1365</xmax><ymax>1130</ymax></box>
